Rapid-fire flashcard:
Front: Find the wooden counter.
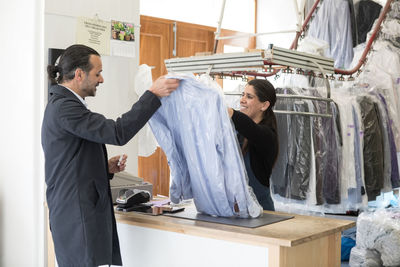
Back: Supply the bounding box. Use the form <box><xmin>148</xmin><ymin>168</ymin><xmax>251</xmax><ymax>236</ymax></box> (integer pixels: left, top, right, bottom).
<box><xmin>115</xmin><ymin>209</ymin><xmax>355</xmax><ymax>267</ymax></box>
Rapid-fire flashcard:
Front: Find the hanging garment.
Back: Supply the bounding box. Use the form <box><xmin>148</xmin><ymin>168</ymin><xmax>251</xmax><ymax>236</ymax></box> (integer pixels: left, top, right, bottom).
<box><xmin>377</xmin><ymin>94</ymin><xmax>400</xmax><ymax>188</ymax></box>
<box><xmin>271</xmin><ymin>88</ymin><xmax>292</xmax><ymax>198</ymax></box>
<box><xmin>334</xmin><ymin>95</ymin><xmax>359</xmax><ymax>201</ymax></box>
<box><xmin>355</xmin><ymin>41</ymin><xmax>400</xmax><ymax>150</ymax></box>
<box><xmin>307</xmin><ymin>0</ymin><xmax>354</xmax><ymax>68</ymax></box>
<box><xmin>288</xmin><ymin>98</ymin><xmax>312</xmax><ymax>201</ymax></box>
<box><xmin>347</xmin><ymin>0</ymin><xmax>359</xmax><ymax>47</ymax></box>
<box><xmin>356</xmin><ymin>95</ymin><xmax>385</xmax><ymax>201</ymax></box>
<box><xmin>296</xmin><ymin>88</ymin><xmax>341</xmax><ymax>204</ymax></box>
<box><xmin>388</xmin><ymin>0</ymin><xmax>400</xmax><ymax>19</ymax></box>
<box><xmin>352</xmin><ymin>104</ymin><xmax>365</xmax><ymax>204</ymax></box>
<box><xmin>322</xmin><ymin>102</ymin><xmax>341</xmax><ymax>204</ymax></box>
<box><xmin>148</xmin><ymin>74</ymin><xmax>262</xmax><ymax>218</ymax></box>
<box><xmin>355</xmin><ymin>0</ymin><xmax>382</xmax><ymax>44</ymax></box>
<box><xmin>379</xmin><ymin>19</ymin><xmax>400</xmax><ymax>49</ymax></box>
<box><xmin>373</xmin><ymin>94</ymin><xmax>393</xmax><ymax>192</ymax></box>
<box><xmin>271</xmin><ymin>88</ymin><xmax>313</xmax><ymax>201</ymax></box>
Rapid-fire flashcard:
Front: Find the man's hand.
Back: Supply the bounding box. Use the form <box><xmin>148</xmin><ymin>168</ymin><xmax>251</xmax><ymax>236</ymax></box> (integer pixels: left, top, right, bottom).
<box><xmin>108</xmin><ymin>154</ymin><xmax>127</xmax><ymax>173</ymax></box>
<box><xmin>149</xmin><ymin>76</ymin><xmax>180</xmax><ymax>98</ymax></box>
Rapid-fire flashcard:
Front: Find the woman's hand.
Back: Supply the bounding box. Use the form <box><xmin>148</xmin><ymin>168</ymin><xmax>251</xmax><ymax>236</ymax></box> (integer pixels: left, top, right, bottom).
<box><xmin>227</xmin><ymin>107</ymin><xmax>234</xmax><ymax>118</ymax></box>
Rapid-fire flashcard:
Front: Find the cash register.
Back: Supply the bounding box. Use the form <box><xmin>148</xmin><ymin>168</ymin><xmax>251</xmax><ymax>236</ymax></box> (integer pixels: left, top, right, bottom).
<box><xmin>110</xmin><ymin>171</ymin><xmax>153</xmax><ymax>204</ymax></box>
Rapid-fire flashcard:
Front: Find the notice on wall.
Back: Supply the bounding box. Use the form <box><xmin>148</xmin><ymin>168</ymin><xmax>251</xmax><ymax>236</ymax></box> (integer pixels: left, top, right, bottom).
<box><xmin>110</xmin><ymin>20</ymin><xmax>136</xmax><ymax>58</ymax></box>
<box><xmin>76</xmin><ymin>16</ymin><xmax>110</xmax><ymax>55</ymax></box>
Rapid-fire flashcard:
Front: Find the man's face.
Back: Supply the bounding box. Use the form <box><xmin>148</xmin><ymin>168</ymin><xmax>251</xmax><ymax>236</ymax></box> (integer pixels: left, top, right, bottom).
<box><xmin>80</xmin><ymin>55</ymin><xmax>104</xmax><ymax>97</ymax></box>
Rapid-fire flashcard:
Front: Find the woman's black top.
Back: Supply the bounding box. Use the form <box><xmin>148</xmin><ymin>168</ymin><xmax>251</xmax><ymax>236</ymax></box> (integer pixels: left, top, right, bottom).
<box><xmin>231</xmin><ymin>109</ymin><xmax>278</xmax><ymax>187</ymax></box>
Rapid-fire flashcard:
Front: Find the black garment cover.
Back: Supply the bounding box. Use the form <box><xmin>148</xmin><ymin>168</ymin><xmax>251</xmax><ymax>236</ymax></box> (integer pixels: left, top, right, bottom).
<box><xmin>356</xmin><ymin>0</ymin><xmax>382</xmax><ymax>44</ymax></box>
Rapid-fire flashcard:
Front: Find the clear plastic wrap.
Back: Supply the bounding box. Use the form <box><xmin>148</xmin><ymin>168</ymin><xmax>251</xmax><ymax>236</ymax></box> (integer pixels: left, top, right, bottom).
<box><xmin>333</xmin><ymin>94</ymin><xmax>356</xmax><ymax>197</ymax></box>
<box><xmin>388</xmin><ymin>0</ymin><xmax>400</xmax><ymax>19</ymax></box>
<box><xmin>297</xmin><ymin>36</ymin><xmax>329</xmax><ymax>56</ymax></box>
<box><xmin>376</xmin><ymin>94</ymin><xmax>400</xmax><ymax>188</ymax></box>
<box><xmin>353</xmin><ymin>208</ymin><xmax>400</xmax><ymax>266</ymax></box>
<box><xmin>271</xmin><ymin>87</ymin><xmax>312</xmax><ymax>201</ymax></box>
<box><xmin>270</xmin><ymin>87</ymin><xmax>342</xmax><ymax>212</ymax></box>
<box><xmin>296</xmin><ymin>87</ymin><xmax>341</xmax><ymax>205</ymax></box>
<box><xmin>349</xmin><ymin>246</ymin><xmax>383</xmax><ymax>267</ymax></box>
<box><xmin>372</xmin><ymin>93</ymin><xmax>394</xmax><ymax>192</ymax></box>
<box><xmin>356</xmin><ymin>94</ymin><xmax>385</xmax><ymax>201</ymax></box>
<box><xmin>134</xmin><ymin>64</ymin><xmax>159</xmax><ymax>156</ymax></box>
<box><xmin>307</xmin><ymin>0</ymin><xmax>354</xmax><ymax>68</ymax></box>
<box><xmin>379</xmin><ymin>19</ymin><xmax>400</xmax><ymax>49</ymax></box>
<box><xmin>356</xmin><ymin>41</ymin><xmax>400</xmax><ymax>151</ymax></box>
<box><xmin>147</xmin><ymin>73</ymin><xmax>262</xmax><ymax>218</ymax></box>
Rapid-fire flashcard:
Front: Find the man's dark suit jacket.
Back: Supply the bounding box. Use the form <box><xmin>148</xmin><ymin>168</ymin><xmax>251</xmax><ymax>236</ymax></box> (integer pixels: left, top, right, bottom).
<box><xmin>42</xmin><ymin>84</ymin><xmax>160</xmax><ymax>267</ymax></box>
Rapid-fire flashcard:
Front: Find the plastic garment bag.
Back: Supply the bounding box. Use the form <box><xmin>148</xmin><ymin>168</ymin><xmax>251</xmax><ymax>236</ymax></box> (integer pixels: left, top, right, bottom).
<box><xmin>355</xmin><ymin>0</ymin><xmax>382</xmax><ymax>44</ymax></box>
<box><xmin>295</xmin><ymin>88</ymin><xmax>341</xmax><ymax>205</ymax></box>
<box><xmin>388</xmin><ymin>0</ymin><xmax>400</xmax><ymax>19</ymax></box>
<box><xmin>372</xmin><ymin>93</ymin><xmax>394</xmax><ymax>193</ymax></box>
<box><xmin>350</xmin><ymin>209</ymin><xmax>400</xmax><ymax>266</ymax></box>
<box><xmin>148</xmin><ymin>74</ymin><xmax>262</xmax><ymax>218</ymax></box>
<box><xmin>307</xmin><ymin>0</ymin><xmax>354</xmax><ymax>68</ymax></box>
<box><xmin>271</xmin><ymin>87</ymin><xmax>341</xmax><ymax>207</ymax></box>
<box><xmin>377</xmin><ymin>94</ymin><xmax>400</xmax><ymax>188</ymax></box>
<box><xmin>332</xmin><ymin>94</ymin><xmax>357</xmax><ymax>199</ymax></box>
<box><xmin>134</xmin><ymin>64</ymin><xmax>159</xmax><ymax>157</ymax></box>
<box><xmin>379</xmin><ymin>18</ymin><xmax>400</xmax><ymax>49</ymax></box>
<box><xmin>272</xmin><ymin>88</ymin><xmax>313</xmax><ymax>201</ymax></box>
<box><xmin>357</xmin><ymin>41</ymin><xmax>400</xmax><ymax>150</ymax></box>
<box><xmin>356</xmin><ymin>95</ymin><xmax>385</xmax><ymax>201</ymax></box>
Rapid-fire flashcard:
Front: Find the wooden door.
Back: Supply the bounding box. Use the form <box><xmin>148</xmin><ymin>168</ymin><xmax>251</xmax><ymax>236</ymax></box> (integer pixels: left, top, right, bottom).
<box><xmin>139</xmin><ymin>15</ymin><xmax>173</xmax><ymax>79</ymax></box>
<box><xmin>175</xmin><ymin>22</ymin><xmax>215</xmax><ymax>57</ymax></box>
<box><xmin>138</xmin><ymin>16</ymin><xmax>173</xmax><ymax>196</ymax></box>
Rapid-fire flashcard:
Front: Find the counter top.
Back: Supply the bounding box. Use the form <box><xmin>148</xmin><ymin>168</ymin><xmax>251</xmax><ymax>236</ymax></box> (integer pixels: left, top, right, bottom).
<box><xmin>115</xmin><ymin>207</ymin><xmax>355</xmax><ymax>248</ymax></box>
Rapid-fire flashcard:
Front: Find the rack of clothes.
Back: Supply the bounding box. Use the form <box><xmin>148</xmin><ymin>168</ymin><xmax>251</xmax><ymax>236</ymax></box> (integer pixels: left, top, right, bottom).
<box><xmin>267</xmin><ymin>0</ymin><xmax>400</xmax><ymax>214</ymax></box>
<box><xmin>161</xmin><ymin>0</ymin><xmax>400</xmax><ymax>214</ymax></box>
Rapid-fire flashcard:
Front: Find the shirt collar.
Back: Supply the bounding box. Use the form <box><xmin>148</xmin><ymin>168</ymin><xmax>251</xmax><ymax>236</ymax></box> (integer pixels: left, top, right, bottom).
<box><xmin>61</xmin><ymin>85</ymin><xmax>88</xmax><ymax>108</ymax></box>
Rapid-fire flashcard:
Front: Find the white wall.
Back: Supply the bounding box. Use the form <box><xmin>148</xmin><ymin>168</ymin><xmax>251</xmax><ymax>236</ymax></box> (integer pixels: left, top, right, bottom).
<box><xmin>0</xmin><ymin>0</ymin><xmax>45</xmax><ymax>266</ymax></box>
<box><xmin>257</xmin><ymin>0</ymin><xmax>299</xmax><ymax>49</ymax></box>
<box><xmin>45</xmin><ymin>0</ymin><xmax>141</xmax><ymax>175</ymax></box>
<box><xmin>141</xmin><ymin>0</ymin><xmax>299</xmax><ymax>50</ymax></box>
<box><xmin>140</xmin><ymin>0</ymin><xmax>255</xmax><ymax>33</ymax></box>
<box><xmin>0</xmin><ymin>0</ymin><xmax>141</xmax><ymax>266</ymax></box>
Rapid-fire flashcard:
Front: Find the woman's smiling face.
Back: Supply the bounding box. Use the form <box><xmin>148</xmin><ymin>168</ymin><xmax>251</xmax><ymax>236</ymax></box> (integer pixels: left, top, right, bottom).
<box><xmin>240</xmin><ymin>84</ymin><xmax>269</xmax><ymax>123</ymax></box>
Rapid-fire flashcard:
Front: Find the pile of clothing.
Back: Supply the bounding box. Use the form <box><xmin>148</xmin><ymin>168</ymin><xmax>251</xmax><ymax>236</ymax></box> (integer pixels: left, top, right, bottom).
<box><xmin>349</xmin><ymin>208</ymin><xmax>400</xmax><ymax>266</ymax></box>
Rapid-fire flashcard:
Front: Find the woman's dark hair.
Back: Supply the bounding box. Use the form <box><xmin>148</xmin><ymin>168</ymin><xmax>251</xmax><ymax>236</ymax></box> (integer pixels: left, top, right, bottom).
<box><xmin>247</xmin><ymin>79</ymin><xmax>277</xmax><ymax>131</ymax></box>
<box><xmin>241</xmin><ymin>79</ymin><xmax>279</xmax><ymax>166</ymax></box>
<box><xmin>47</xmin><ymin>44</ymin><xmax>100</xmax><ymax>84</ymax></box>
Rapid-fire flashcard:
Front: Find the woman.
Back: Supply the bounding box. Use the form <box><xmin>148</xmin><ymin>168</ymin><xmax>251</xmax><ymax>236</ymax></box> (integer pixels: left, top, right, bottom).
<box><xmin>228</xmin><ymin>79</ymin><xmax>279</xmax><ymax>211</ymax></box>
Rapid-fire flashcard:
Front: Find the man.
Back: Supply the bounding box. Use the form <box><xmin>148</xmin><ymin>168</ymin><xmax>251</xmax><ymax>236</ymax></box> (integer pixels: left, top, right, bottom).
<box><xmin>42</xmin><ymin>44</ymin><xmax>179</xmax><ymax>267</ymax></box>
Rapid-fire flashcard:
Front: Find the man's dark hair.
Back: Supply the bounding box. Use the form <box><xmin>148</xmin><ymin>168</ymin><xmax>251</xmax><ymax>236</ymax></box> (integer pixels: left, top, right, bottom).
<box><xmin>47</xmin><ymin>44</ymin><xmax>100</xmax><ymax>84</ymax></box>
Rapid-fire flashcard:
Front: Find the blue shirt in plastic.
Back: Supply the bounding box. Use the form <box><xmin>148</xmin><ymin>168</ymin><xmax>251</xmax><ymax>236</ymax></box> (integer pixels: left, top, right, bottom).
<box><xmin>148</xmin><ymin>74</ymin><xmax>262</xmax><ymax>218</ymax></box>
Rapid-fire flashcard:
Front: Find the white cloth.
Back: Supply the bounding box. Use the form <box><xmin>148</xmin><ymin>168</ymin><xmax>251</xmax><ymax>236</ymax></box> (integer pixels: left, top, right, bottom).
<box><xmin>134</xmin><ymin>64</ymin><xmax>159</xmax><ymax>157</ymax></box>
